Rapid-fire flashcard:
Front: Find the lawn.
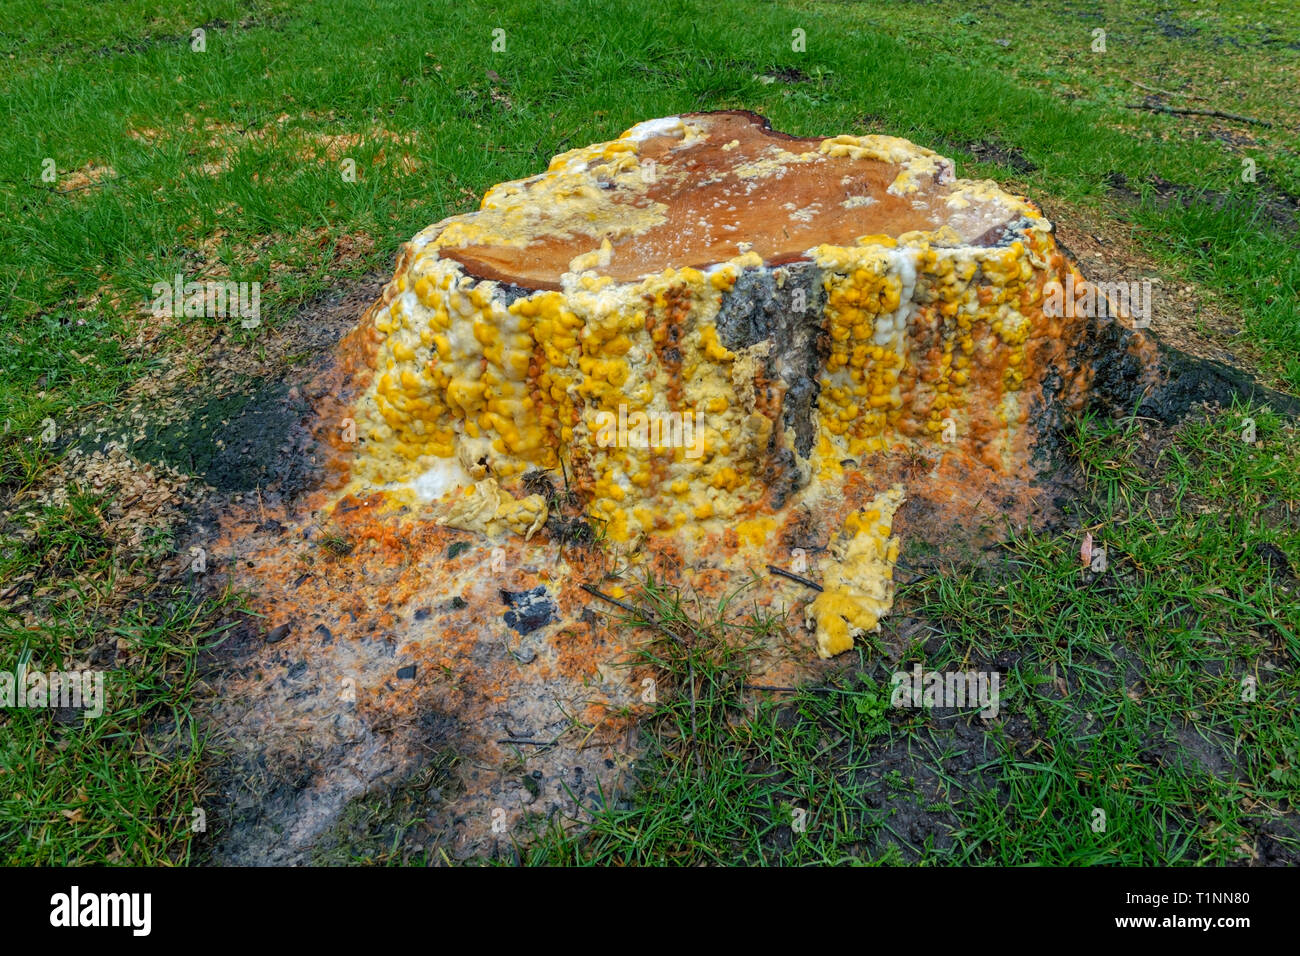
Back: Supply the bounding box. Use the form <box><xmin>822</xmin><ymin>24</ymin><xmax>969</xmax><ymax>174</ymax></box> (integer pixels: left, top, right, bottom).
<box><xmin>0</xmin><ymin>0</ymin><xmax>1295</xmax><ymax>864</ymax></box>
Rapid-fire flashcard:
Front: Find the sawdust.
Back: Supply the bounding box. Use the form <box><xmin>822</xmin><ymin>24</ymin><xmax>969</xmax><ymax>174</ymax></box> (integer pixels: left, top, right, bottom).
<box><xmin>1</xmin><ymin>443</ymin><xmax>199</xmax><ymax>626</ymax></box>
<box><xmin>128</xmin><ymin>113</ymin><xmax>420</xmax><ymax>179</ymax></box>
<box><xmin>55</xmin><ymin>162</ymin><xmax>117</xmax><ymax>194</ymax></box>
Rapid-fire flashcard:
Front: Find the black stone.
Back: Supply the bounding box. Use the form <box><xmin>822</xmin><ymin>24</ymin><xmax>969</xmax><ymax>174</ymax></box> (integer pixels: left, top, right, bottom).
<box><xmin>500</xmin><ymin>586</ymin><xmax>558</xmax><ymax>635</ymax></box>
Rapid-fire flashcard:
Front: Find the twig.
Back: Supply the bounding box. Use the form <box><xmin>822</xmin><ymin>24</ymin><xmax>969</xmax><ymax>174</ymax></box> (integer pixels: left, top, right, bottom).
<box><xmin>580</xmin><ymin>583</ymin><xmax>638</xmax><ymax>613</ymax></box>
<box><xmin>892</xmin><ymin>558</ymin><xmax>935</xmax><ymax>585</ymax></box>
<box><xmin>577</xmin><ymin>716</ymin><xmax>605</xmax><ymax>751</ymax></box>
<box><xmin>743</xmin><ymin>683</ymin><xmax>838</xmax><ymax>694</ymax></box>
<box><xmin>1124</xmin><ymin>103</ymin><xmax>1273</xmax><ymax>128</ymax></box>
<box><xmin>746</xmin><ymin>683</ymin><xmax>888</xmax><ymax>696</ymax></box>
<box><xmin>496</xmin><ymin>738</ymin><xmax>559</xmax><ymax>748</ymax></box>
<box><xmin>1127</xmin><ymin>78</ymin><xmax>1207</xmax><ymax>102</ymax></box>
<box><xmin>766</xmin><ymin>565</ymin><xmax>823</xmax><ymax>591</ymax></box>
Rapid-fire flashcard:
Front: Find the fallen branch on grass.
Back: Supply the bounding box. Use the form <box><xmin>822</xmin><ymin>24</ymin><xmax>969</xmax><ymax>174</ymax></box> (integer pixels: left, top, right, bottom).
<box><xmin>1124</xmin><ymin>103</ymin><xmax>1273</xmax><ymax>128</ymax></box>
<box><xmin>1126</xmin><ymin>78</ymin><xmax>1208</xmax><ymax>102</ymax></box>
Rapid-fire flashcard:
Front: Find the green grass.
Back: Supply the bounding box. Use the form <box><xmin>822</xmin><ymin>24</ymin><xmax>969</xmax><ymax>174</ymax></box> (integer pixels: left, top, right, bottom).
<box><xmin>916</xmin><ymin>400</ymin><xmax>1299</xmax><ymax>863</ymax></box>
<box><xmin>0</xmin><ymin>482</ymin><xmax>241</xmax><ymax>864</ymax></box>
<box><xmin>0</xmin><ymin>0</ymin><xmax>1296</xmax><ymax>864</ymax></box>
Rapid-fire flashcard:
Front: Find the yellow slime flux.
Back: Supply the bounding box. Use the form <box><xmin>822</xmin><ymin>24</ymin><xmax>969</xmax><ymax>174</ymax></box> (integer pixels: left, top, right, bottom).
<box><xmin>806</xmin><ymin>485</ymin><xmax>906</xmax><ymax>659</ymax></box>
<box><xmin>807</xmin><ymin>229</ymin><xmax>1055</xmax><ymax>476</ymax></box>
<box><xmin>339</xmin><ymin>116</ymin><xmax>1083</xmax><ymax>657</ymax></box>
<box><xmin>350</xmin><ymin>248</ymin><xmax>783</xmax><ymax>541</ymax></box>
<box><xmin>352</xmin><ymin>223</ymin><xmax>1059</xmax><ymax>545</ymax></box>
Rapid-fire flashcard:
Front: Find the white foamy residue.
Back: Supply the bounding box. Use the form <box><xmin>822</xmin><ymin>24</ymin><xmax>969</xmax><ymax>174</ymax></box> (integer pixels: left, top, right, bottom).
<box><xmin>411</xmin><ymin>456</ymin><xmax>474</xmax><ymax>502</ymax></box>
<box><xmin>622</xmin><ymin>117</ymin><xmax>683</xmax><ymax>142</ymax></box>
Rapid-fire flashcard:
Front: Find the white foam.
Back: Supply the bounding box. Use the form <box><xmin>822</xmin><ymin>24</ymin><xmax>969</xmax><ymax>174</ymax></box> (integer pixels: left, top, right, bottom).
<box><xmin>412</xmin><ymin>456</ymin><xmax>473</xmax><ymax>501</ymax></box>
<box><xmin>622</xmin><ymin>117</ymin><xmax>683</xmax><ymax>142</ymax></box>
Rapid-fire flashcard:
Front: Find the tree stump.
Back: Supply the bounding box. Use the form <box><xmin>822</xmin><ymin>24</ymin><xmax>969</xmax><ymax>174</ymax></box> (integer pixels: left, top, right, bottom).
<box><xmin>338</xmin><ymin>110</ymin><xmax>1145</xmax><ymax>657</ymax></box>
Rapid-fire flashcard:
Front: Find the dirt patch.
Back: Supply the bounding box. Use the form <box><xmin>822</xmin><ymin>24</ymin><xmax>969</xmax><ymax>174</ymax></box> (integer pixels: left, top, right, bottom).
<box><xmin>128</xmin><ymin>382</ymin><xmax>319</xmax><ymax>496</ymax></box>
<box><xmin>943</xmin><ymin>137</ymin><xmax>1037</xmax><ymax>174</ymax></box>
<box><xmin>81</xmin><ymin>14</ymin><xmax>289</xmax><ymax>59</ymax></box>
<box><xmin>1040</xmin><ymin>196</ymin><xmax>1274</xmax><ymax>378</ymax></box>
<box><xmin>128</xmin><ymin>114</ymin><xmax>420</xmax><ymax>179</ymax></box>
<box><xmin>1253</xmin><ymin>814</ymin><xmax>1300</xmax><ymax>865</ymax></box>
<box><xmin>754</xmin><ymin>66</ymin><xmax>813</xmax><ymax>84</ymax></box>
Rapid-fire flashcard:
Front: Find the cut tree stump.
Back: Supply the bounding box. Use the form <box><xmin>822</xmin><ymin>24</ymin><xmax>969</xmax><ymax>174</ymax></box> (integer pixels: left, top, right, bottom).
<box><xmin>337</xmin><ymin>110</ymin><xmax>1156</xmax><ymax>657</ymax></box>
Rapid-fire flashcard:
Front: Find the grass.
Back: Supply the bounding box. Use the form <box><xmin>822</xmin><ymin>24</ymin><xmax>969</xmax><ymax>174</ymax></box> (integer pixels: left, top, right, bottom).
<box><xmin>0</xmin><ymin>480</ymin><xmax>241</xmax><ymax>863</ymax></box>
<box><xmin>917</xmin><ymin>399</ymin><xmax>1299</xmax><ymax>864</ymax></box>
<box><xmin>0</xmin><ymin>0</ymin><xmax>1295</xmax><ymax>864</ymax></box>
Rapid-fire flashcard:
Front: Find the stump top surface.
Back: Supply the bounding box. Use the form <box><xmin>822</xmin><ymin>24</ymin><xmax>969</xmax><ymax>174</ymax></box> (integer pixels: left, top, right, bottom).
<box><xmin>430</xmin><ymin>111</ymin><xmax>1013</xmax><ymax>289</ymax></box>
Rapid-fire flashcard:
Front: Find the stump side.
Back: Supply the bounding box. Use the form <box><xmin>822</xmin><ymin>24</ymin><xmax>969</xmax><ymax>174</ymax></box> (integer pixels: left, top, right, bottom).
<box><xmin>332</xmin><ymin>113</ymin><xmax>1143</xmax><ymax>661</ymax></box>
<box><xmin>340</xmin><ymin>155</ymin><xmax>1087</xmax><ymax>546</ymax></box>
